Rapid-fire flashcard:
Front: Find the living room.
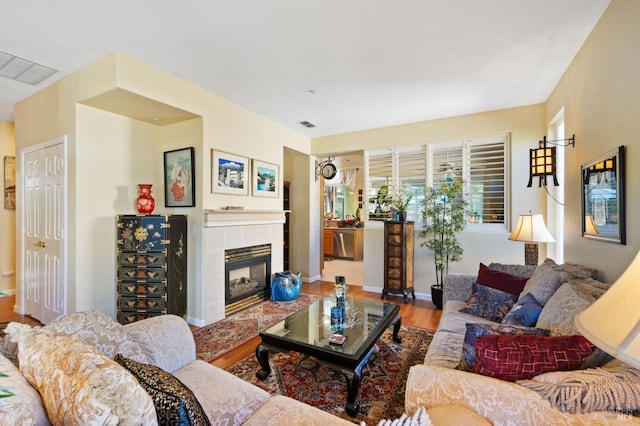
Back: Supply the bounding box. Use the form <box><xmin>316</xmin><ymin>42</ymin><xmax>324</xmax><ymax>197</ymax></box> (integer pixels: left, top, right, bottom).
<box><xmin>0</xmin><ymin>0</ymin><xmax>638</xmax><ymax>327</ymax></box>
<box><xmin>1</xmin><ymin>1</ymin><xmax>640</xmax><ymax>423</ymax></box>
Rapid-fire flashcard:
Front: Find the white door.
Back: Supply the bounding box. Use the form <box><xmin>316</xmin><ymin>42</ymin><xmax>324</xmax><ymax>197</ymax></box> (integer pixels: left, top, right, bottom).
<box><xmin>22</xmin><ymin>138</ymin><xmax>66</xmax><ymax>324</ymax></box>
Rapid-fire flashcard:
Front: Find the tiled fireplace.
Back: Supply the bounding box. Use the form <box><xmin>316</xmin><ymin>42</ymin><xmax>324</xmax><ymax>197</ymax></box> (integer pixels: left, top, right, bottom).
<box><xmin>203</xmin><ymin>210</ymin><xmax>285</xmax><ymax>325</ymax></box>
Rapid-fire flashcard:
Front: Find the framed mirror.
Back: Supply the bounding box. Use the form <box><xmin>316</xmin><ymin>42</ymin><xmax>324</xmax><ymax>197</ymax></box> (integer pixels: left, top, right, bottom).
<box><xmin>581</xmin><ymin>146</ymin><xmax>625</xmax><ymax>244</ymax></box>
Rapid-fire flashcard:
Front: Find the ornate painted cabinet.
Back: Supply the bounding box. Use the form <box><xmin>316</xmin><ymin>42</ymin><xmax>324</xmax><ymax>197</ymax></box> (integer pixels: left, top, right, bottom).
<box><xmin>116</xmin><ymin>214</ymin><xmax>187</xmax><ymax>324</ymax></box>
<box><xmin>382</xmin><ymin>220</ymin><xmax>415</xmax><ymax>303</ymax></box>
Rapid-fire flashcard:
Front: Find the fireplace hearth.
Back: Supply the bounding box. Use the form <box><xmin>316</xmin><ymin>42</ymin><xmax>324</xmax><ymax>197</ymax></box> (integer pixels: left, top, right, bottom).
<box><xmin>225</xmin><ymin>244</ymin><xmax>271</xmax><ymax>315</ymax></box>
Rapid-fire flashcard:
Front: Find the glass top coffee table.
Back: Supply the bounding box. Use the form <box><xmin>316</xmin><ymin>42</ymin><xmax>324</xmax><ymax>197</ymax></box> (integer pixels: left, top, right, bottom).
<box><xmin>256</xmin><ymin>295</ymin><xmax>401</xmax><ymax>417</ymax></box>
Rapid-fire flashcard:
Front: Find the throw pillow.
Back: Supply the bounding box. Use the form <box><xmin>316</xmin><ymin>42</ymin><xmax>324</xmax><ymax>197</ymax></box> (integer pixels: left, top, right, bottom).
<box><xmin>473</xmin><ymin>334</ymin><xmax>596</xmax><ymax>382</ymax></box>
<box><xmin>476</xmin><ymin>263</ymin><xmax>529</xmax><ymax>296</ymax></box>
<box><xmin>5</xmin><ymin>322</ymin><xmax>156</xmax><ymax>424</ymax></box>
<box><xmin>115</xmin><ymin>354</ymin><xmax>211</xmax><ymax>426</ymax></box>
<box><xmin>457</xmin><ymin>323</ymin><xmax>550</xmax><ymax>372</ymax></box>
<box><xmin>376</xmin><ymin>406</ymin><xmax>432</xmax><ymax>426</ymax></box>
<box><xmin>44</xmin><ymin>310</ymin><xmax>148</xmax><ymax>363</ymax></box>
<box><xmin>517</xmin><ymin>361</ymin><xmax>640</xmax><ymax>414</ymax></box>
<box><xmin>536</xmin><ymin>278</ymin><xmax>610</xmax><ymax>336</ymax></box>
<box><xmin>518</xmin><ymin>259</ymin><xmax>598</xmax><ymax>306</ymax></box>
<box><xmin>501</xmin><ymin>293</ymin><xmax>543</xmax><ymax>327</ymax></box>
<box><xmin>0</xmin><ymin>352</ymin><xmax>49</xmax><ymax>425</ymax></box>
<box><xmin>459</xmin><ymin>284</ymin><xmax>518</xmax><ymax>322</ymax></box>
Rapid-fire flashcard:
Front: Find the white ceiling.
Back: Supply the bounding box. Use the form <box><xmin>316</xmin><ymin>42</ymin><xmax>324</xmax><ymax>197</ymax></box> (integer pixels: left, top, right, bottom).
<box><xmin>0</xmin><ymin>0</ymin><xmax>610</xmax><ymax>138</ymax></box>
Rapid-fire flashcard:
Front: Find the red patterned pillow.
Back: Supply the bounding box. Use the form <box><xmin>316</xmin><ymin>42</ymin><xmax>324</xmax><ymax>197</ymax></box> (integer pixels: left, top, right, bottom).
<box><xmin>473</xmin><ymin>334</ymin><xmax>595</xmax><ymax>382</ymax></box>
<box><xmin>476</xmin><ymin>263</ymin><xmax>529</xmax><ymax>296</ymax></box>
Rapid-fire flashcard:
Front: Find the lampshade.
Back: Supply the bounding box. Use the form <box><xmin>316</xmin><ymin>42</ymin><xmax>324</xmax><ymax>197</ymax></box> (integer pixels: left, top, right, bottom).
<box><xmin>508</xmin><ymin>214</ymin><xmax>555</xmax><ymax>243</ymax></box>
<box><xmin>574</xmin><ymin>251</ymin><xmax>640</xmax><ymax>369</ymax></box>
<box><xmin>584</xmin><ymin>214</ymin><xmax>599</xmax><ymax>235</ymax></box>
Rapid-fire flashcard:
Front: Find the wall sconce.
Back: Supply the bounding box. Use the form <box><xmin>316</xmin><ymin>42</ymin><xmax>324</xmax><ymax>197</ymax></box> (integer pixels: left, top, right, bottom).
<box><xmin>527</xmin><ymin>134</ymin><xmax>575</xmax><ymax>187</ymax></box>
<box><xmin>315</xmin><ymin>157</ymin><xmax>336</xmax><ymax>181</ymax></box>
<box><xmin>508</xmin><ymin>213</ymin><xmax>555</xmax><ymax>266</ymax></box>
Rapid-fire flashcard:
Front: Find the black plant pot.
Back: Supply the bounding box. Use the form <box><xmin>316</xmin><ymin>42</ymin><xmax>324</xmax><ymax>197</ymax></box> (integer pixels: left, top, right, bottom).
<box><xmin>431</xmin><ymin>284</ymin><xmax>443</xmax><ymax>310</ymax></box>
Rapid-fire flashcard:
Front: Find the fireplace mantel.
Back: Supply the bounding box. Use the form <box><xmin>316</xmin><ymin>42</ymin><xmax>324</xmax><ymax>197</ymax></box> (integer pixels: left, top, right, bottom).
<box><xmin>203</xmin><ymin>209</ymin><xmax>287</xmax><ymax>227</ymax></box>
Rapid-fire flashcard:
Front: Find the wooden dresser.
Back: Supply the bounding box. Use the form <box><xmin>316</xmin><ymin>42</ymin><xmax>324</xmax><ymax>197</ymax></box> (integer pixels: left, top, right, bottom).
<box><xmin>116</xmin><ymin>214</ymin><xmax>187</xmax><ymax>324</ymax></box>
<box><xmin>382</xmin><ymin>220</ymin><xmax>415</xmax><ymax>303</ymax></box>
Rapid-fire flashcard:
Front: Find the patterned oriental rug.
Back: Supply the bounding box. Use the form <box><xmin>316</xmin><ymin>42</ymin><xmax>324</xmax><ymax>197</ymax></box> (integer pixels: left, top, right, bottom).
<box><xmin>192</xmin><ymin>293</ymin><xmax>323</xmax><ymax>362</ymax></box>
<box><xmin>225</xmin><ymin>325</ymin><xmax>434</xmax><ymax>425</ymax></box>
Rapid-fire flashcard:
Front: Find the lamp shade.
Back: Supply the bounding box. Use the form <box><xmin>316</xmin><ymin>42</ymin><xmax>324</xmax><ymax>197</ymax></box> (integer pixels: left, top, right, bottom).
<box><xmin>508</xmin><ymin>213</ymin><xmax>555</xmax><ymax>243</ymax></box>
<box><xmin>584</xmin><ymin>214</ymin><xmax>599</xmax><ymax>235</ymax></box>
<box><xmin>574</xmin><ymin>251</ymin><xmax>640</xmax><ymax>369</ymax></box>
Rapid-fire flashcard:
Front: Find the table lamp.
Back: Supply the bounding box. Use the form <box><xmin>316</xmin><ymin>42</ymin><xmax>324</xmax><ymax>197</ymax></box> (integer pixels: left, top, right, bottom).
<box><xmin>574</xmin><ymin>250</ymin><xmax>640</xmax><ymax>369</ymax></box>
<box><xmin>508</xmin><ymin>213</ymin><xmax>555</xmax><ymax>266</ymax></box>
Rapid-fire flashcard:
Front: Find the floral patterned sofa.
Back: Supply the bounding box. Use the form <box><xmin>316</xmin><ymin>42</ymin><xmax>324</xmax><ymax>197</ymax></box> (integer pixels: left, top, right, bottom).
<box><xmin>405</xmin><ymin>259</ymin><xmax>640</xmax><ymax>425</ymax></box>
<box><xmin>0</xmin><ymin>310</ymin><xmax>355</xmax><ymax>425</ymax></box>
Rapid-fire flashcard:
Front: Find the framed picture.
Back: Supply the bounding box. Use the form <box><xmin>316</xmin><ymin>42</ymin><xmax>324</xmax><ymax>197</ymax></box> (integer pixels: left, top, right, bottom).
<box><xmin>164</xmin><ymin>147</ymin><xmax>195</xmax><ymax>207</ymax></box>
<box><xmin>581</xmin><ymin>145</ymin><xmax>625</xmax><ymax>244</ymax></box>
<box><xmin>252</xmin><ymin>159</ymin><xmax>279</xmax><ymax>198</ymax></box>
<box><xmin>4</xmin><ymin>156</ymin><xmax>15</xmax><ymax>210</ymax></box>
<box><xmin>212</xmin><ymin>149</ymin><xmax>249</xmax><ymax>195</ymax></box>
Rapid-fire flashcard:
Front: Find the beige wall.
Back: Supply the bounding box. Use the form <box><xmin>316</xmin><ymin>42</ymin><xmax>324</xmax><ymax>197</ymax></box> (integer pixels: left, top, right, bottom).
<box><xmin>547</xmin><ymin>0</ymin><xmax>640</xmax><ymax>283</ymax></box>
<box><xmin>15</xmin><ymin>52</ymin><xmax>310</xmax><ymax>323</ymax></box>
<box><xmin>311</xmin><ymin>105</ymin><xmax>548</xmax><ymax>295</ymax></box>
<box><xmin>0</xmin><ymin>120</ymin><xmax>15</xmax><ymax>293</ymax></box>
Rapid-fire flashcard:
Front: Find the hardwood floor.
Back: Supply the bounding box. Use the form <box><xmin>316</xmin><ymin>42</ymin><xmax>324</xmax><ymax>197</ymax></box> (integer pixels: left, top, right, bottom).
<box><xmin>0</xmin><ymin>296</ymin><xmax>41</xmax><ymax>326</ymax></box>
<box><xmin>0</xmin><ymin>282</ymin><xmax>442</xmax><ymax>371</ymax></box>
<box><xmin>211</xmin><ymin>281</ymin><xmax>441</xmax><ymax>370</ymax></box>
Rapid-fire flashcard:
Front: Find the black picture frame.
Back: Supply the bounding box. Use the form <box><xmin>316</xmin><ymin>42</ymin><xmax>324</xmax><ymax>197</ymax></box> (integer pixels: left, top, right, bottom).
<box><xmin>164</xmin><ymin>147</ymin><xmax>195</xmax><ymax>207</ymax></box>
<box><xmin>581</xmin><ymin>145</ymin><xmax>625</xmax><ymax>244</ymax></box>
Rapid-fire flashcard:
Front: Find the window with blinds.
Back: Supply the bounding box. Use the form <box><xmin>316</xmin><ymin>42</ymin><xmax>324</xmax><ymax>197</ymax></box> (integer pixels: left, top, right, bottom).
<box><xmin>366</xmin><ymin>149</ymin><xmax>393</xmax><ymax>219</ymax></box>
<box><xmin>398</xmin><ymin>146</ymin><xmax>427</xmax><ymax>222</ymax></box>
<box><xmin>364</xmin><ymin>134</ymin><xmax>508</xmax><ymax>228</ymax></box>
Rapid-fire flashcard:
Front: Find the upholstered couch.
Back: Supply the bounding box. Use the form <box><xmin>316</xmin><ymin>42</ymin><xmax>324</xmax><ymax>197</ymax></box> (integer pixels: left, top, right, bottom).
<box><xmin>405</xmin><ymin>259</ymin><xmax>640</xmax><ymax>425</ymax></box>
<box><xmin>0</xmin><ymin>310</ymin><xmax>356</xmax><ymax>425</ymax></box>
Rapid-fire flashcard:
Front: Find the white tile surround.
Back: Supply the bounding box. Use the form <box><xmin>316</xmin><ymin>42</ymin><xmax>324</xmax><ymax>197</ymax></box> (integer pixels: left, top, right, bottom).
<box><xmin>202</xmin><ymin>210</ymin><xmax>285</xmax><ymax>325</ymax></box>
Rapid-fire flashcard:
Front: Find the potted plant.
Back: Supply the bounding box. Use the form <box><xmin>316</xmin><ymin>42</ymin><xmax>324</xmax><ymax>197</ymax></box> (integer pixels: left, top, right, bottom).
<box><xmin>368</xmin><ymin>185</ymin><xmax>392</xmax><ymax>218</ymax></box>
<box><xmin>419</xmin><ymin>180</ymin><xmax>469</xmax><ymax>309</ymax></box>
<box><xmin>391</xmin><ymin>187</ymin><xmax>413</xmax><ymax>221</ymax></box>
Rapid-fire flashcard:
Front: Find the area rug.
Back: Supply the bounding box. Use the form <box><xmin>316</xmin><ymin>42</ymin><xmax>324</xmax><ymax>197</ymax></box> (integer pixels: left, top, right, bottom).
<box><xmin>192</xmin><ymin>293</ymin><xmax>323</xmax><ymax>362</ymax></box>
<box><xmin>225</xmin><ymin>325</ymin><xmax>433</xmax><ymax>425</ymax></box>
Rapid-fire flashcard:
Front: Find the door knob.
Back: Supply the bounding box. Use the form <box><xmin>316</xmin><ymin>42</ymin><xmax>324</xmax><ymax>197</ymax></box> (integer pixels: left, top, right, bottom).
<box><xmin>34</xmin><ymin>241</ymin><xmax>46</xmax><ymax>248</ymax></box>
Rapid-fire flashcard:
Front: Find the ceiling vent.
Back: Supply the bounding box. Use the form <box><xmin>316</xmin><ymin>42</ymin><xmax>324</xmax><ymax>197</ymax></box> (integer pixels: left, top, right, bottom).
<box><xmin>0</xmin><ymin>50</ymin><xmax>57</xmax><ymax>85</ymax></box>
<box><xmin>298</xmin><ymin>120</ymin><xmax>316</xmax><ymax>128</ymax></box>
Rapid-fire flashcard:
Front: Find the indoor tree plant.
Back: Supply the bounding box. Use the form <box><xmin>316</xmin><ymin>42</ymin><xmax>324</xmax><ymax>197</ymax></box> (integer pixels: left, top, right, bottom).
<box><xmin>419</xmin><ymin>180</ymin><xmax>469</xmax><ymax>309</ymax></box>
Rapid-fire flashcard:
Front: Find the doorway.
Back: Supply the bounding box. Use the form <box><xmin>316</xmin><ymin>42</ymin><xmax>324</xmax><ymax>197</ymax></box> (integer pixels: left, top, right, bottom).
<box><xmin>320</xmin><ymin>152</ymin><xmax>365</xmax><ymax>286</ymax></box>
<box><xmin>20</xmin><ymin>136</ymin><xmax>67</xmax><ymax>324</ymax></box>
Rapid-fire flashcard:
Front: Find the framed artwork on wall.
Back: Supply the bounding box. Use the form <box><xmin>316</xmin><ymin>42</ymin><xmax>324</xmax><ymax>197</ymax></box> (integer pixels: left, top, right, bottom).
<box><xmin>212</xmin><ymin>149</ymin><xmax>249</xmax><ymax>196</ymax></box>
<box><xmin>4</xmin><ymin>156</ymin><xmax>15</xmax><ymax>210</ymax></box>
<box><xmin>581</xmin><ymin>145</ymin><xmax>625</xmax><ymax>244</ymax></box>
<box><xmin>252</xmin><ymin>159</ymin><xmax>279</xmax><ymax>198</ymax></box>
<box><xmin>164</xmin><ymin>147</ymin><xmax>196</xmax><ymax>207</ymax></box>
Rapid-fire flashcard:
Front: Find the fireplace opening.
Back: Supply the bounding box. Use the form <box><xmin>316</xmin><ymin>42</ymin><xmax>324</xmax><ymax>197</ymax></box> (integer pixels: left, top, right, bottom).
<box><xmin>225</xmin><ymin>244</ymin><xmax>271</xmax><ymax>315</ymax></box>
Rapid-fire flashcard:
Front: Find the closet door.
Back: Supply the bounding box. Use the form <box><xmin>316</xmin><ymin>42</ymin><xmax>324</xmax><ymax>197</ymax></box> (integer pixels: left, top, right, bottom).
<box><xmin>22</xmin><ymin>138</ymin><xmax>66</xmax><ymax>324</ymax></box>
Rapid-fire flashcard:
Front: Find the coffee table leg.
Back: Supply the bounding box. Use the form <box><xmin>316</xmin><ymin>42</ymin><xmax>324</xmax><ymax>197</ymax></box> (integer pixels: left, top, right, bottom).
<box><xmin>255</xmin><ymin>344</ymin><xmax>271</xmax><ymax>380</ymax></box>
<box><xmin>392</xmin><ymin>314</ymin><xmax>402</xmax><ymax>343</ymax></box>
<box><xmin>339</xmin><ymin>367</ymin><xmax>363</xmax><ymax>417</ymax></box>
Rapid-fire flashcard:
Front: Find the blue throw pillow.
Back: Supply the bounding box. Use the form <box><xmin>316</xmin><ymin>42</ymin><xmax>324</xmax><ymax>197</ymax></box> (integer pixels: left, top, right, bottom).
<box><xmin>501</xmin><ymin>292</ymin><xmax>543</xmax><ymax>327</ymax></box>
<box><xmin>459</xmin><ymin>284</ymin><xmax>518</xmax><ymax>322</ymax></box>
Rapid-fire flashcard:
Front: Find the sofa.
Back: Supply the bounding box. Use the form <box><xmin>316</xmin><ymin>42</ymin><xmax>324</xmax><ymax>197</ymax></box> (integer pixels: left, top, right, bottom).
<box><xmin>0</xmin><ymin>310</ymin><xmax>357</xmax><ymax>425</ymax></box>
<box><xmin>405</xmin><ymin>259</ymin><xmax>640</xmax><ymax>425</ymax></box>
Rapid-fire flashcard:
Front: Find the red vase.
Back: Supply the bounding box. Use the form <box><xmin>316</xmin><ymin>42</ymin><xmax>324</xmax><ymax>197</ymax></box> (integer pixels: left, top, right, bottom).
<box><xmin>136</xmin><ymin>184</ymin><xmax>155</xmax><ymax>214</ymax></box>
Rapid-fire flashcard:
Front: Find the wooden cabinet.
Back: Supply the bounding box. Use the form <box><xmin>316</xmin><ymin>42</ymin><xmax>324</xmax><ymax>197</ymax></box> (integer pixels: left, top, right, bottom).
<box><xmin>116</xmin><ymin>214</ymin><xmax>187</xmax><ymax>324</ymax></box>
<box><xmin>383</xmin><ymin>221</ymin><xmax>415</xmax><ymax>303</ymax></box>
<box><xmin>324</xmin><ymin>229</ymin><xmax>334</xmax><ymax>257</ymax></box>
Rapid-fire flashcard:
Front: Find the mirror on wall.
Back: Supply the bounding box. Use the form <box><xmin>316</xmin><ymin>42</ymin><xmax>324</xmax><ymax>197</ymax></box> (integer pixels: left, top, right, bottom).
<box><xmin>581</xmin><ymin>145</ymin><xmax>625</xmax><ymax>244</ymax></box>
<box><xmin>323</xmin><ymin>152</ymin><xmax>364</xmax><ymax>221</ymax></box>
